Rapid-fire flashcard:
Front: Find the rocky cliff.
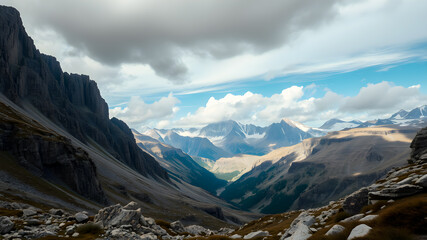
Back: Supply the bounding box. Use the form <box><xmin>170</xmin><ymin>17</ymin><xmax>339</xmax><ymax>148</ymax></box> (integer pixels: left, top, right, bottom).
<box><xmin>0</xmin><ymin>6</ymin><xmax>168</xmax><ymax>180</ymax></box>
<box><xmin>409</xmin><ymin>126</ymin><xmax>427</xmax><ymax>164</ymax></box>
<box><xmin>0</xmin><ymin>101</ymin><xmax>107</xmax><ymax>204</ymax></box>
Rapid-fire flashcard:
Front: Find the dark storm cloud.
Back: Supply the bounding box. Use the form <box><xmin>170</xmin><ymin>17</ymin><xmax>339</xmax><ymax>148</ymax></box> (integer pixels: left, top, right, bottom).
<box><xmin>9</xmin><ymin>0</ymin><xmax>341</xmax><ymax>83</ymax></box>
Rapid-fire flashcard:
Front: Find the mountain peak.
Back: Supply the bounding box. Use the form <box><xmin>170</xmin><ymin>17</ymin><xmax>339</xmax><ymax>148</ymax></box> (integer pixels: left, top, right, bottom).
<box><xmin>281</xmin><ymin>118</ymin><xmax>310</xmax><ymax>132</ymax></box>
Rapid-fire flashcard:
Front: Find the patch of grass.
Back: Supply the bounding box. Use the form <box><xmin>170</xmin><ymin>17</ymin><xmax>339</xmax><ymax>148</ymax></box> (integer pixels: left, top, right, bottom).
<box><xmin>75</xmin><ymin>222</ymin><xmax>103</xmax><ymax>235</ymax></box>
<box><xmin>0</xmin><ymin>208</ymin><xmax>23</xmax><ymax>217</ymax></box>
<box><xmin>374</xmin><ymin>194</ymin><xmax>427</xmax><ymax>234</ymax></box>
<box><xmin>333</xmin><ymin>211</ymin><xmax>350</xmax><ymax>223</ymax></box>
<box><xmin>156</xmin><ymin>219</ymin><xmax>171</xmax><ymax>229</ymax></box>
<box><xmin>360</xmin><ymin>200</ymin><xmax>387</xmax><ymax>214</ymax></box>
<box><xmin>232</xmin><ymin>211</ymin><xmax>300</xmax><ymax>240</ymax></box>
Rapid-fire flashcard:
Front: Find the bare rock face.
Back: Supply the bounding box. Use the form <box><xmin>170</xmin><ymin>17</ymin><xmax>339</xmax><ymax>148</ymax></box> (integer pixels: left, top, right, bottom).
<box><xmin>0</xmin><ymin>216</ymin><xmax>14</xmax><ymax>234</ymax></box>
<box><xmin>409</xmin><ymin>126</ymin><xmax>427</xmax><ymax>164</ymax></box>
<box><xmin>94</xmin><ymin>203</ymin><xmax>145</xmax><ymax>230</ymax></box>
<box><xmin>369</xmin><ymin>184</ymin><xmax>423</xmax><ymax>199</ymax></box>
<box><xmin>342</xmin><ymin>187</ymin><xmax>369</xmax><ymax>215</ymax></box>
<box><xmin>0</xmin><ymin>6</ymin><xmax>168</xmax><ymax>185</ymax></box>
<box><xmin>0</xmin><ymin>102</ymin><xmax>107</xmax><ymax>203</ymax></box>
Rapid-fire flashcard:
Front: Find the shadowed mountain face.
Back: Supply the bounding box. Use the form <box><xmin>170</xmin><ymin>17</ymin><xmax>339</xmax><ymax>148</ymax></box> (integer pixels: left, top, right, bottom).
<box><xmin>163</xmin><ymin>130</ymin><xmax>232</xmax><ymax>160</ymax></box>
<box><xmin>133</xmin><ymin>130</ymin><xmax>227</xmax><ymax>195</ymax></box>
<box><xmin>0</xmin><ymin>6</ymin><xmax>168</xmax><ymax>181</ymax></box>
<box><xmin>0</xmin><ymin>100</ymin><xmax>107</xmax><ymax>204</ymax></box>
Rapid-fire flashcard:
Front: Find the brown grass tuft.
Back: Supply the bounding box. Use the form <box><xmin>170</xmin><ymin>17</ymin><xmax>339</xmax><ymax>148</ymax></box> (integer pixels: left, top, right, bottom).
<box><xmin>0</xmin><ymin>208</ymin><xmax>23</xmax><ymax>217</ymax></box>
<box><xmin>333</xmin><ymin>211</ymin><xmax>350</xmax><ymax>223</ymax></box>
<box><xmin>374</xmin><ymin>194</ymin><xmax>427</xmax><ymax>234</ymax></box>
<box><xmin>75</xmin><ymin>222</ymin><xmax>103</xmax><ymax>235</ymax></box>
<box><xmin>360</xmin><ymin>200</ymin><xmax>387</xmax><ymax>214</ymax></box>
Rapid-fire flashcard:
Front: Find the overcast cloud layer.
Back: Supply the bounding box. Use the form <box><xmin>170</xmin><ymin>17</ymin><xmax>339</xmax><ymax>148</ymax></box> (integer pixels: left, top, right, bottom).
<box><xmin>4</xmin><ymin>0</ymin><xmax>427</xmax><ymax>129</ymax></box>
<box><xmin>7</xmin><ymin>0</ymin><xmax>341</xmax><ymax>82</ymax></box>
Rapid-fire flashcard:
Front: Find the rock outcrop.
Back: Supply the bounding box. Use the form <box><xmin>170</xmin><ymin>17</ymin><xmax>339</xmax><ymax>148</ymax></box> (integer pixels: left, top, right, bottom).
<box><xmin>409</xmin><ymin>126</ymin><xmax>427</xmax><ymax>164</ymax></box>
<box><xmin>0</xmin><ymin>6</ymin><xmax>168</xmax><ymax>182</ymax></box>
<box><xmin>0</xmin><ymin>101</ymin><xmax>107</xmax><ymax>203</ymax></box>
<box><xmin>0</xmin><ymin>199</ymin><xmax>236</xmax><ymax>239</ymax></box>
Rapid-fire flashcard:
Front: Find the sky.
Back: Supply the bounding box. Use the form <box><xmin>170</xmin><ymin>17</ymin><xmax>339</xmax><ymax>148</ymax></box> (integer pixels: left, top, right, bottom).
<box><xmin>4</xmin><ymin>0</ymin><xmax>427</xmax><ymax>129</ymax></box>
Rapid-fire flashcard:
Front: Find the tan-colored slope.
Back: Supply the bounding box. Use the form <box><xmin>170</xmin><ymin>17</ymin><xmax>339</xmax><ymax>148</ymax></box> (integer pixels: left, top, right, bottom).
<box><xmin>220</xmin><ymin>125</ymin><xmax>419</xmax><ymax>214</ymax></box>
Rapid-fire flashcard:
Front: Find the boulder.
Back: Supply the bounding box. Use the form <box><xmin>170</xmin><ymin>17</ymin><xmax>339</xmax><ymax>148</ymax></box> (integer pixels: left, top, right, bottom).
<box><xmin>140</xmin><ymin>233</ymin><xmax>158</xmax><ymax>240</ymax></box>
<box><xmin>282</xmin><ymin>222</ymin><xmax>312</xmax><ymax>240</ymax></box>
<box><xmin>0</xmin><ymin>216</ymin><xmax>14</xmax><ymax>234</ymax></box>
<box><xmin>325</xmin><ymin>224</ymin><xmax>345</xmax><ymax>236</ymax></box>
<box><xmin>75</xmin><ymin>212</ymin><xmax>89</xmax><ymax>223</ymax></box>
<box><xmin>359</xmin><ymin>215</ymin><xmax>378</xmax><ymax>222</ymax></box>
<box><xmin>347</xmin><ymin>224</ymin><xmax>371</xmax><ymax>240</ymax></box>
<box><xmin>23</xmin><ymin>209</ymin><xmax>37</xmax><ymax>217</ymax></box>
<box><xmin>415</xmin><ymin>174</ymin><xmax>427</xmax><ymax>188</ymax></box>
<box><xmin>244</xmin><ymin>230</ymin><xmax>270</xmax><ymax>239</ymax></box>
<box><xmin>95</xmin><ymin>204</ymin><xmax>145</xmax><ymax>230</ymax></box>
<box><xmin>49</xmin><ymin>209</ymin><xmax>64</xmax><ymax>216</ymax></box>
<box><xmin>170</xmin><ymin>221</ymin><xmax>185</xmax><ymax>233</ymax></box>
<box><xmin>342</xmin><ymin>188</ymin><xmax>369</xmax><ymax>215</ymax></box>
<box><xmin>185</xmin><ymin>225</ymin><xmax>211</xmax><ymax>236</ymax></box>
<box><xmin>409</xmin><ymin>127</ymin><xmax>427</xmax><ymax>164</ymax></box>
<box><xmin>217</xmin><ymin>227</ymin><xmax>234</xmax><ymax>235</ymax></box>
<box><xmin>281</xmin><ymin>211</ymin><xmax>315</xmax><ymax>239</ymax></box>
<box><xmin>340</xmin><ymin>214</ymin><xmax>364</xmax><ymax>223</ymax></box>
<box><xmin>124</xmin><ymin>201</ymin><xmax>140</xmax><ymax>210</ymax></box>
<box><xmin>369</xmin><ymin>184</ymin><xmax>423</xmax><ymax>199</ymax></box>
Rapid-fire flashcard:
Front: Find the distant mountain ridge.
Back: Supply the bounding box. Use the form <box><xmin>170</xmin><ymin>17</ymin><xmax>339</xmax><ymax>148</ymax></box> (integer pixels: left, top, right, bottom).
<box><xmin>319</xmin><ymin>105</ymin><xmax>427</xmax><ymax>132</ymax></box>
<box><xmin>145</xmin><ymin>119</ymin><xmax>323</xmax><ymax>161</ymax></box>
<box><xmin>133</xmin><ymin>130</ymin><xmax>227</xmax><ymax>194</ymax></box>
<box><xmin>220</xmin><ymin>125</ymin><xmax>419</xmax><ymax>213</ymax></box>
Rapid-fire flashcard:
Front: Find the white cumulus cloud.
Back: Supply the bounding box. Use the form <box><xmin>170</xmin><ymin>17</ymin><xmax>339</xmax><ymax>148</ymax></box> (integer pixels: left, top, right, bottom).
<box><xmin>174</xmin><ymin>82</ymin><xmax>426</xmax><ymax>128</ymax></box>
<box><xmin>109</xmin><ymin>93</ymin><xmax>180</xmax><ymax>128</ymax></box>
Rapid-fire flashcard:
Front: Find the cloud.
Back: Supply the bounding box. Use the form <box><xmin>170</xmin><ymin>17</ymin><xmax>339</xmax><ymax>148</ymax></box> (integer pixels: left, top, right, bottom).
<box><xmin>341</xmin><ymin>81</ymin><xmax>427</xmax><ymax>114</ymax></box>
<box><xmin>4</xmin><ymin>0</ymin><xmax>427</xmax><ymax>106</ymax></box>
<box><xmin>5</xmin><ymin>0</ymin><xmax>340</xmax><ymax>83</ymax></box>
<box><xmin>175</xmin><ymin>82</ymin><xmax>426</xmax><ymax>128</ymax></box>
<box><xmin>109</xmin><ymin>93</ymin><xmax>180</xmax><ymax>127</ymax></box>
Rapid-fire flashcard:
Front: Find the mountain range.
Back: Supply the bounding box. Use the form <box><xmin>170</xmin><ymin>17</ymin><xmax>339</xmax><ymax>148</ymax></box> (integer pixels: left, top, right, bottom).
<box><xmin>145</xmin><ymin>119</ymin><xmax>325</xmax><ymax>161</ymax></box>
<box><xmin>220</xmin><ymin>125</ymin><xmax>419</xmax><ymax>213</ymax></box>
<box><xmin>143</xmin><ymin>106</ymin><xmax>426</xmax><ymax>164</ymax></box>
<box><xmin>321</xmin><ymin>105</ymin><xmax>427</xmax><ymax>131</ymax></box>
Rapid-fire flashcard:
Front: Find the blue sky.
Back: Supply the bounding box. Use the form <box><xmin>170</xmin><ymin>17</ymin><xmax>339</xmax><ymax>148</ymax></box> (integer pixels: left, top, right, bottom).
<box><xmin>5</xmin><ymin>0</ymin><xmax>427</xmax><ymax>129</ymax></box>
<box><xmin>176</xmin><ymin>60</ymin><xmax>427</xmax><ymax>114</ymax></box>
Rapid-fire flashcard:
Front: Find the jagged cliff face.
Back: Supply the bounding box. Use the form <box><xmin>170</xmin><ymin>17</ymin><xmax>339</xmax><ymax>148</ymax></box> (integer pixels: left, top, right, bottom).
<box><xmin>0</xmin><ymin>101</ymin><xmax>107</xmax><ymax>203</ymax></box>
<box><xmin>0</xmin><ymin>6</ymin><xmax>168</xmax><ymax>181</ymax></box>
<box><xmin>410</xmin><ymin>126</ymin><xmax>427</xmax><ymax>164</ymax></box>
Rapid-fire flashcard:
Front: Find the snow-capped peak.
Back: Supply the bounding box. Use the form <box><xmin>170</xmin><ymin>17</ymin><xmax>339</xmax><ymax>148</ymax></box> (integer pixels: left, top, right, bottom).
<box><xmin>282</xmin><ymin>118</ymin><xmax>311</xmax><ymax>132</ymax></box>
